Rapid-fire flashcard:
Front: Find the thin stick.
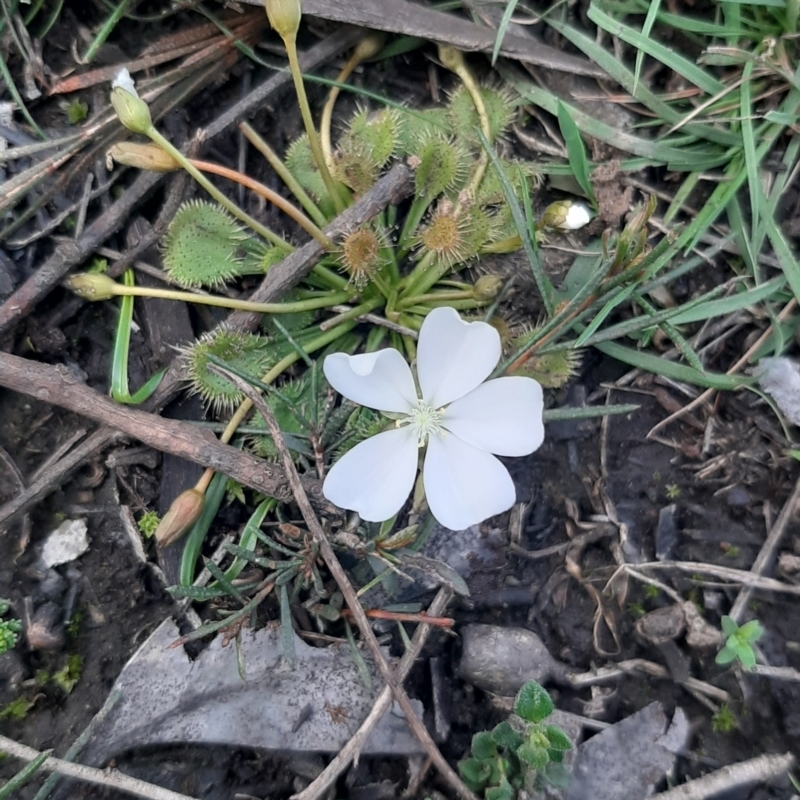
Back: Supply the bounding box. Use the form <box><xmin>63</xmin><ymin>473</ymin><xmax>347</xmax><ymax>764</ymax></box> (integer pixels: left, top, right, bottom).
<box><xmin>0</xmin><ymin>734</ymin><xmax>200</xmax><ymax>800</ymax></box>
<box><xmin>293</xmin><ymin>588</ymin><xmax>452</xmax><ymax>800</ymax></box>
<box><xmin>221</xmin><ymin>368</ymin><xmax>479</xmax><ymax>800</ymax></box>
<box><xmin>613</xmin><ymin>561</ymin><xmax>800</xmax><ymax>598</ymax></box>
<box><xmin>728</xmin><ymin>475</ymin><xmax>800</xmax><ymax>624</ymax></box>
<box><xmin>652</xmin><ymin>752</ymin><xmax>794</xmax><ymax>800</ymax></box>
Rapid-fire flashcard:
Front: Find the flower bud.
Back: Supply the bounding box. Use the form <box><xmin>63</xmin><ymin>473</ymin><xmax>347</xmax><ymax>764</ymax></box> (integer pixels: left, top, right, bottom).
<box><xmin>65</xmin><ymin>273</ymin><xmax>119</xmax><ymax>301</ymax></box>
<box><xmin>154</xmin><ymin>488</ymin><xmax>205</xmax><ymax>547</ymax></box>
<box><xmin>437</xmin><ymin>44</ymin><xmax>465</xmax><ymax>72</ymax></box>
<box><xmin>472</xmin><ymin>275</ymin><xmax>503</xmax><ymax>301</ymax></box>
<box><xmin>541</xmin><ymin>199</ymin><xmax>592</xmax><ymax>232</ymax></box>
<box><xmin>107</xmin><ymin>142</ymin><xmax>179</xmax><ymax>173</ymax></box>
<box><xmin>352</xmin><ymin>32</ymin><xmax>385</xmax><ymax>62</ymax></box>
<box><xmin>265</xmin><ymin>0</ymin><xmax>301</xmax><ymax>39</ymax></box>
<box><xmin>111</xmin><ymin>68</ymin><xmax>152</xmax><ymax>135</ymax></box>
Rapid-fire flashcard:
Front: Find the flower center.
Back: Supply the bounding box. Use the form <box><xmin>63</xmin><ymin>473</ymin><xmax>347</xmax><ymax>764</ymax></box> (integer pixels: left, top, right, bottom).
<box><xmin>401</xmin><ymin>401</ymin><xmax>443</xmax><ymax>446</ymax></box>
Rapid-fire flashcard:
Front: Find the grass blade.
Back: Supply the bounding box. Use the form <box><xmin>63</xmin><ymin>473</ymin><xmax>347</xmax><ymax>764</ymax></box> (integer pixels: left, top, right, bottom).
<box><xmin>557</xmin><ymin>101</ymin><xmax>597</xmax><ymax>207</ymax></box>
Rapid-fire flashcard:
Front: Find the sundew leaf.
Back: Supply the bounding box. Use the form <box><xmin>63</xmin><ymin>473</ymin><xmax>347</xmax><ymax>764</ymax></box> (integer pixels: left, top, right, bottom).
<box><xmin>557</xmin><ymin>101</ymin><xmax>597</xmax><ymax>208</ymax></box>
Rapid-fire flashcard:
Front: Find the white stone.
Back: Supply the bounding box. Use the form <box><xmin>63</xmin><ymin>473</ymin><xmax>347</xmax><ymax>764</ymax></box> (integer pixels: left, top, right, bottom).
<box><xmin>41</xmin><ymin>519</ymin><xmax>89</xmax><ymax>567</ymax></box>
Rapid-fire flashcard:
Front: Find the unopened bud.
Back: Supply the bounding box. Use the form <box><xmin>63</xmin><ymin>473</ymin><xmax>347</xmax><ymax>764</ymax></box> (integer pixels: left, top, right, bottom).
<box><xmin>107</xmin><ymin>142</ymin><xmax>179</xmax><ymax>173</ymax></box>
<box><xmin>265</xmin><ymin>0</ymin><xmax>301</xmax><ymax>39</ymax></box>
<box><xmin>352</xmin><ymin>32</ymin><xmax>385</xmax><ymax>62</ymax></box>
<box><xmin>472</xmin><ymin>275</ymin><xmax>503</xmax><ymax>301</ymax></box>
<box><xmin>154</xmin><ymin>488</ymin><xmax>205</xmax><ymax>547</ymax></box>
<box><xmin>111</xmin><ymin>69</ymin><xmax>152</xmax><ymax>135</ymax></box>
<box><xmin>65</xmin><ymin>273</ymin><xmax>119</xmax><ymax>301</ymax></box>
<box><xmin>541</xmin><ymin>200</ymin><xmax>592</xmax><ymax>232</ymax></box>
<box><xmin>438</xmin><ymin>44</ymin><xmax>465</xmax><ymax>72</ymax></box>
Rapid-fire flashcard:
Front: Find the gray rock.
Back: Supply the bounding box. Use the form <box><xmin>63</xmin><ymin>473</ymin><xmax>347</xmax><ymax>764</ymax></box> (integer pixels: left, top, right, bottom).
<box><xmin>58</xmin><ymin>618</ymin><xmax>424</xmax><ymax>780</ymax></box>
<box><xmin>458</xmin><ymin>624</ymin><xmax>569</xmax><ymax>695</ymax></box>
<box><xmin>562</xmin><ymin>703</ymin><xmax>681</xmax><ymax>800</ymax></box>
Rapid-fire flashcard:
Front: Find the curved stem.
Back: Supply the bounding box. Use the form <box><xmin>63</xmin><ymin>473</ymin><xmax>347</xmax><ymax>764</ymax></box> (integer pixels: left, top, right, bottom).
<box><xmin>240</xmin><ymin>122</ymin><xmax>329</xmax><ymax>229</ymax></box>
<box><xmin>189</xmin><ymin>158</ymin><xmax>335</xmax><ymax>250</ymax></box>
<box><xmin>284</xmin><ymin>34</ymin><xmax>346</xmax><ymax>213</ymax></box>
<box><xmin>146</xmin><ymin>127</ymin><xmax>292</xmax><ymax>252</ymax></box>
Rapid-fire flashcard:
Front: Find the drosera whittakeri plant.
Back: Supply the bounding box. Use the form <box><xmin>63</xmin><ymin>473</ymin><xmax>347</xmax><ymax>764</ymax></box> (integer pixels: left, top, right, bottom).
<box><xmin>66</xmin><ymin>0</ymin><xmax>595</xmax><ymax>546</ymax></box>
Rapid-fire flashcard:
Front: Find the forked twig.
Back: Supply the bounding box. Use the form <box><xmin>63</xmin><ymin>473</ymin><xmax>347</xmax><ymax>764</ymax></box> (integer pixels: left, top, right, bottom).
<box><xmin>220</xmin><ymin>367</ymin><xmax>478</xmax><ymax>800</ymax></box>
<box><xmin>294</xmin><ymin>588</ymin><xmax>453</xmax><ymax>800</ymax></box>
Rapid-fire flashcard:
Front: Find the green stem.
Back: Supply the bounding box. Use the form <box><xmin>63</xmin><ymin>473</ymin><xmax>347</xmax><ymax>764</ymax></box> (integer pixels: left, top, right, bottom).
<box><xmin>284</xmin><ymin>35</ymin><xmax>346</xmax><ymax>214</ymax></box>
<box><xmin>109</xmin><ymin>283</ymin><xmax>354</xmax><ymax>314</ymax></box>
<box><xmin>219</xmin><ymin>320</ymin><xmax>358</xmax><ymax>444</ymax></box>
<box><xmin>240</xmin><ymin>121</ymin><xmax>329</xmax><ymax>229</ymax></box>
<box><xmin>319</xmin><ymin>296</ymin><xmax>385</xmax><ymax>330</ymax></box>
<box><xmin>146</xmin><ymin>126</ymin><xmax>292</xmax><ymax>252</ymax></box>
<box><xmin>396</xmin><ymin>289</ymin><xmax>473</xmax><ymax>311</ymax></box>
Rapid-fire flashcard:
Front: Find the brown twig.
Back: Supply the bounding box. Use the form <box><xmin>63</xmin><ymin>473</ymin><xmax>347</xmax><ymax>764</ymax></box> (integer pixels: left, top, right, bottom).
<box><xmin>340</xmin><ymin>607</ymin><xmax>455</xmax><ymax>627</ymax></box>
<box><xmin>728</xmin><ymin>474</ymin><xmax>800</xmax><ymax>624</ymax></box>
<box><xmin>652</xmin><ymin>752</ymin><xmax>795</xmax><ymax>800</ymax></box>
<box><xmin>0</xmin><ymin>353</ymin><xmax>341</xmax><ymax>528</ymax></box>
<box><xmin>294</xmin><ymin>588</ymin><xmax>453</xmax><ymax>800</ymax></box>
<box><xmin>239</xmin><ymin>0</ymin><xmax>607</xmax><ymax>77</ymax></box>
<box><xmin>220</xmin><ymin>367</ymin><xmax>478</xmax><ymax>800</ymax></box>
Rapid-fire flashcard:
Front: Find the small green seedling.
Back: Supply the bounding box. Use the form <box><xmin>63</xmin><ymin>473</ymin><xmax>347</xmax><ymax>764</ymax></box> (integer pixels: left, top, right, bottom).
<box><xmin>0</xmin><ymin>599</ymin><xmax>21</xmax><ymax>654</ymax></box>
<box><xmin>459</xmin><ymin>680</ymin><xmax>572</xmax><ymax>799</ymax></box>
<box><xmin>716</xmin><ymin>615</ymin><xmax>763</xmax><ymax>670</ymax></box>
<box><xmin>137</xmin><ymin>511</ymin><xmax>160</xmax><ymax>539</ymax></box>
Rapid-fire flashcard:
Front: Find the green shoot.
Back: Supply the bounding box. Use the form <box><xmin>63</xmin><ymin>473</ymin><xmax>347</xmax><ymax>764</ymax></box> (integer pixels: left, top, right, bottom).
<box><xmin>716</xmin><ymin>615</ymin><xmax>764</xmax><ymax>670</ymax></box>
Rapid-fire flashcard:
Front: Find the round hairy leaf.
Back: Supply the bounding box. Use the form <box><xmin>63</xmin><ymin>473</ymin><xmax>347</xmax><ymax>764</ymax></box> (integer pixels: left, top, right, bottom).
<box><xmin>413</xmin><ymin>135</ymin><xmax>469</xmax><ymax>197</ymax></box>
<box><xmin>285</xmin><ymin>134</ymin><xmax>327</xmax><ymax>202</ymax></box>
<box><xmin>544</xmin><ymin>724</ymin><xmax>572</xmax><ymax>752</ymax></box>
<box><xmin>163</xmin><ymin>201</ymin><xmax>258</xmax><ymax>288</ymax></box>
<box><xmin>514</xmin><ymin>680</ymin><xmax>554</xmax><ymax>723</ymax></box>
<box><xmin>485</xmin><ymin>775</ymin><xmax>515</xmax><ymax>800</ymax></box>
<box><xmin>471</xmin><ymin>730</ymin><xmax>498</xmax><ymax>760</ymax></box>
<box><xmin>492</xmin><ymin>720</ymin><xmax>525</xmax><ymax>751</ymax></box>
<box><xmin>183</xmin><ymin>328</ymin><xmax>275</xmax><ymax>415</ymax></box>
<box><xmin>447</xmin><ymin>83</ymin><xmax>515</xmax><ymax>147</ymax></box>
<box><xmin>458</xmin><ymin>757</ymin><xmax>491</xmax><ymax>791</ymax></box>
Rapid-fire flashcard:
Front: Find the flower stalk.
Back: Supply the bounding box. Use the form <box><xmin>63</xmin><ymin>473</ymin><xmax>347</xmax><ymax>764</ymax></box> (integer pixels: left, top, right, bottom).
<box><xmin>66</xmin><ymin>273</ymin><xmax>354</xmax><ymax>315</ymax></box>
<box><xmin>265</xmin><ymin>0</ymin><xmax>345</xmax><ymax>213</ymax></box>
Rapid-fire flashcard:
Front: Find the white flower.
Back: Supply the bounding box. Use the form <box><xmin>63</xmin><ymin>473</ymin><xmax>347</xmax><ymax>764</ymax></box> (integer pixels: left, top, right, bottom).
<box><xmin>322</xmin><ymin>307</ymin><xmax>544</xmax><ymax>530</ymax></box>
<box><xmin>563</xmin><ymin>201</ymin><xmax>592</xmax><ymax>230</ymax></box>
<box><xmin>112</xmin><ymin>68</ymin><xmax>138</xmax><ymax>98</ymax></box>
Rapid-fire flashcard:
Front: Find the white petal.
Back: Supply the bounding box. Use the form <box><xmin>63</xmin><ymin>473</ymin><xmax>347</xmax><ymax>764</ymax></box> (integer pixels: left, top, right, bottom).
<box><xmin>564</xmin><ymin>202</ymin><xmax>592</xmax><ymax>230</ymax></box>
<box><xmin>112</xmin><ymin>68</ymin><xmax>138</xmax><ymax>97</ymax></box>
<box><xmin>441</xmin><ymin>377</ymin><xmax>544</xmax><ymax>456</ymax></box>
<box><xmin>323</xmin><ymin>427</ymin><xmax>418</xmax><ymax>522</ymax></box>
<box><xmin>423</xmin><ymin>432</ymin><xmax>516</xmax><ymax>531</ymax></box>
<box><xmin>324</xmin><ymin>349</ymin><xmax>416</xmax><ymax>412</ymax></box>
<box><xmin>417</xmin><ymin>307</ymin><xmax>502</xmax><ymax>408</ymax></box>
